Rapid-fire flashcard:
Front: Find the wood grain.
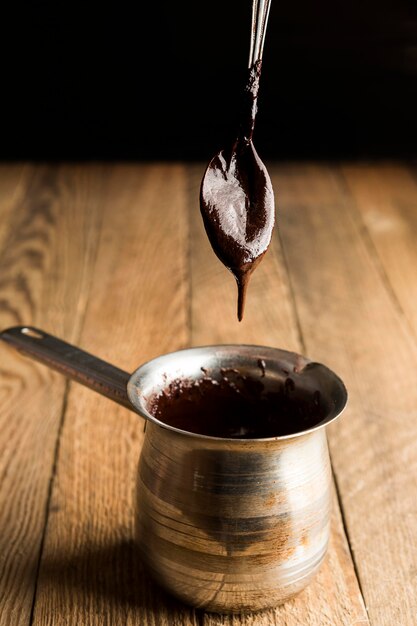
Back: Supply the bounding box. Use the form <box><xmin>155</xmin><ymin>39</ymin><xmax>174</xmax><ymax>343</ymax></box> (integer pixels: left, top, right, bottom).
<box><xmin>187</xmin><ymin>165</ymin><xmax>368</xmax><ymax>626</ymax></box>
<box><xmin>2</xmin><ymin>162</ymin><xmax>416</xmax><ymax>625</ymax></box>
<box><xmin>273</xmin><ymin>163</ymin><xmax>417</xmax><ymax>625</ymax></box>
<box><xmin>0</xmin><ymin>165</ymin><xmax>105</xmax><ymax>626</ymax></box>
<box><xmin>30</xmin><ymin>164</ymin><xmax>198</xmax><ymax>625</ymax></box>
<box><xmin>341</xmin><ymin>163</ymin><xmax>417</xmax><ymax>341</ymax></box>
<box><xmin>0</xmin><ymin>165</ymin><xmax>26</xmax><ymax>250</ymax></box>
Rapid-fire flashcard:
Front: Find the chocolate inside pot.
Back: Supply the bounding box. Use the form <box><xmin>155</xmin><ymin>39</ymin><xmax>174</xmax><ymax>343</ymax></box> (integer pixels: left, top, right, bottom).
<box><xmin>148</xmin><ymin>369</ymin><xmax>327</xmax><ymax>439</ymax></box>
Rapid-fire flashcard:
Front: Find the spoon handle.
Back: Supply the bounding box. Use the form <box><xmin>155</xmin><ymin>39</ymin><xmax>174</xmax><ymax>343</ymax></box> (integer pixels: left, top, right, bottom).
<box><xmin>0</xmin><ymin>326</ymin><xmax>133</xmax><ymax>411</ymax></box>
<box><xmin>249</xmin><ymin>0</ymin><xmax>272</xmax><ymax>68</ymax></box>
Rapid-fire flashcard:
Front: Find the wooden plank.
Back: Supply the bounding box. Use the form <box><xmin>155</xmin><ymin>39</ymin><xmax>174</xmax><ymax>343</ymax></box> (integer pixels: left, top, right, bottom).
<box><xmin>0</xmin><ymin>165</ymin><xmax>105</xmax><ymax>625</ymax></box>
<box><xmin>341</xmin><ymin>163</ymin><xmax>417</xmax><ymax>341</ymax></box>
<box><xmin>273</xmin><ymin>163</ymin><xmax>417</xmax><ymax>626</ymax></box>
<box><xmin>0</xmin><ymin>165</ymin><xmax>26</xmax><ymax>249</ymax></box>
<box><xmin>31</xmin><ymin>164</ymin><xmax>197</xmax><ymax>625</ymax></box>
<box><xmin>187</xmin><ymin>164</ymin><xmax>368</xmax><ymax>625</ymax></box>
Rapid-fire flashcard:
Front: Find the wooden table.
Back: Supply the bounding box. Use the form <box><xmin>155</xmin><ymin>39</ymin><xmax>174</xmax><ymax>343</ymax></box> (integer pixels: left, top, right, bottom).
<box><xmin>0</xmin><ymin>163</ymin><xmax>416</xmax><ymax>625</ymax></box>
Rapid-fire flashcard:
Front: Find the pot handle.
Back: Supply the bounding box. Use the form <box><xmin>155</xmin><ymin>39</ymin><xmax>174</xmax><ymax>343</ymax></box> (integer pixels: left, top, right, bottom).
<box><xmin>0</xmin><ymin>326</ymin><xmax>134</xmax><ymax>412</ymax></box>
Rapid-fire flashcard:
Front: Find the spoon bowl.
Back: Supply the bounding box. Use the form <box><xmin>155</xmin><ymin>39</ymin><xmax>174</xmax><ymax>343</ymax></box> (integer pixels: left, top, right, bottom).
<box><xmin>200</xmin><ymin>138</ymin><xmax>274</xmax><ymax>319</ymax></box>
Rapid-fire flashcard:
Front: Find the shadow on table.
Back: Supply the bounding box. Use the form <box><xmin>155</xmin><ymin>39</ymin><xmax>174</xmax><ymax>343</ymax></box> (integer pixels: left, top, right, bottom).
<box><xmin>38</xmin><ymin>537</ymin><xmax>197</xmax><ymax>620</ymax></box>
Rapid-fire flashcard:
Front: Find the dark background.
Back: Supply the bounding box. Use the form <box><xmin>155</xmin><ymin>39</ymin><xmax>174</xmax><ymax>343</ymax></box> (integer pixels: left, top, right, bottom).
<box><xmin>2</xmin><ymin>0</ymin><xmax>417</xmax><ymax>160</ymax></box>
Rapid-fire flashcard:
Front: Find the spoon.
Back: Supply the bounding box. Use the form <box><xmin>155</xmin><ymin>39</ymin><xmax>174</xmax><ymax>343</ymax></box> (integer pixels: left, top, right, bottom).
<box><xmin>200</xmin><ymin>0</ymin><xmax>274</xmax><ymax>321</ymax></box>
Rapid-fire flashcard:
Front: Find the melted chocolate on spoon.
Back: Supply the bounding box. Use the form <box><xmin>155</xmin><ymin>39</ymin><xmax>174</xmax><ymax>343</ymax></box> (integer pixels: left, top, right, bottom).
<box><xmin>200</xmin><ymin>61</ymin><xmax>275</xmax><ymax>321</ymax></box>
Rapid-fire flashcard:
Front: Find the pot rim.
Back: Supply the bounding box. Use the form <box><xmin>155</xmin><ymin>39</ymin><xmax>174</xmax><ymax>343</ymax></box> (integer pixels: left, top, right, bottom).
<box><xmin>127</xmin><ymin>344</ymin><xmax>348</xmax><ymax>443</ymax></box>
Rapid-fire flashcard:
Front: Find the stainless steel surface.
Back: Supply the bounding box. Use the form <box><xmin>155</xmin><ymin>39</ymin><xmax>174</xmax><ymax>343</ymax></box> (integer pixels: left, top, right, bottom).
<box><xmin>0</xmin><ymin>328</ymin><xmax>348</xmax><ymax>612</ymax></box>
<box><xmin>249</xmin><ymin>0</ymin><xmax>272</xmax><ymax>67</ymax></box>
<box><xmin>129</xmin><ymin>345</ymin><xmax>347</xmax><ymax>612</ymax></box>
<box><xmin>137</xmin><ymin>423</ymin><xmax>331</xmax><ymax>612</ymax></box>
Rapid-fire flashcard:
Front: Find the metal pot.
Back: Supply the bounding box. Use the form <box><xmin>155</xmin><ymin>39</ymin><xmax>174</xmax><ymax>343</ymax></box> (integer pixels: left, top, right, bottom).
<box><xmin>0</xmin><ymin>326</ymin><xmax>347</xmax><ymax>613</ymax></box>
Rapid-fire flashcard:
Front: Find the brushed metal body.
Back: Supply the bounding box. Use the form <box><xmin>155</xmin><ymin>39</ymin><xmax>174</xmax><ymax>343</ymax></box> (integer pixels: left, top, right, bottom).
<box><xmin>136</xmin><ymin>423</ymin><xmax>331</xmax><ymax>612</ymax></box>
<box><xmin>128</xmin><ymin>345</ymin><xmax>346</xmax><ymax>613</ymax></box>
<box><xmin>0</xmin><ymin>329</ymin><xmax>347</xmax><ymax>613</ymax></box>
